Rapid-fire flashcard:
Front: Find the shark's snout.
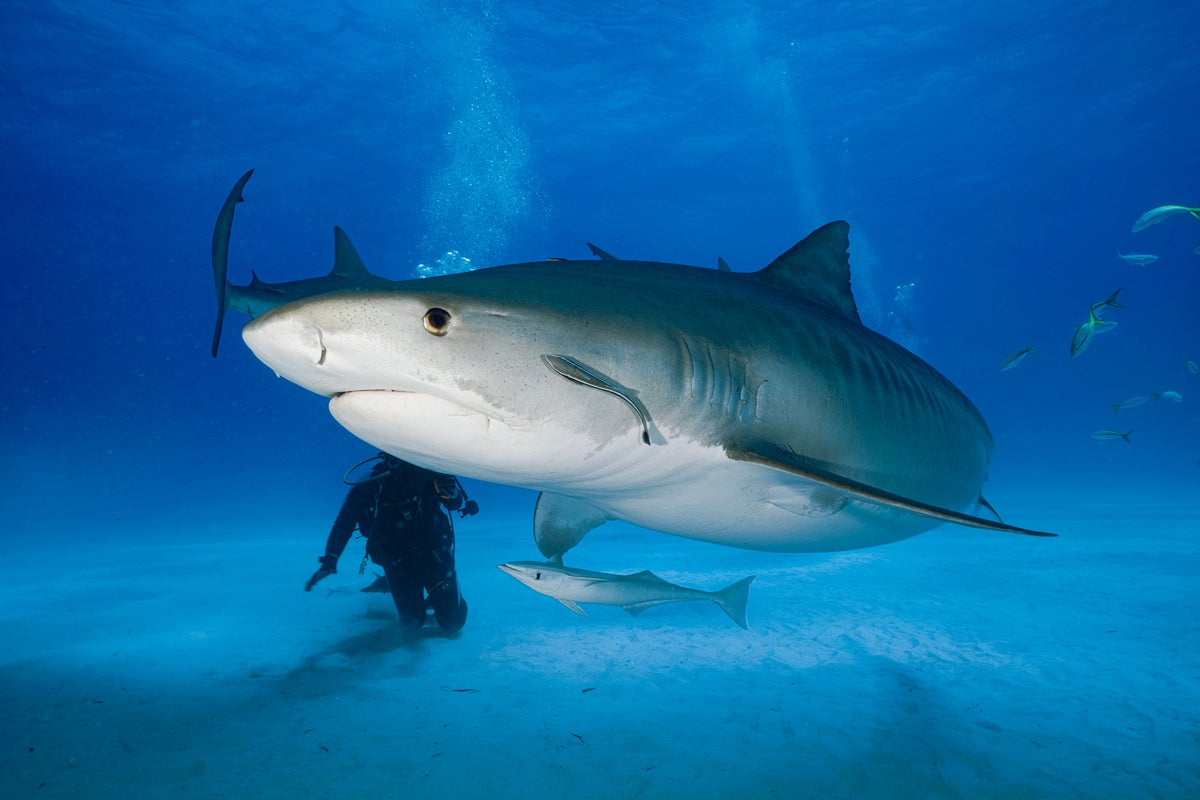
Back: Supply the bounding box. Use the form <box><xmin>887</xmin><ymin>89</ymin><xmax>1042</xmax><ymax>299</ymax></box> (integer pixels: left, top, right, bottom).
<box><xmin>242</xmin><ymin>311</ymin><xmax>331</xmax><ymax>386</ymax></box>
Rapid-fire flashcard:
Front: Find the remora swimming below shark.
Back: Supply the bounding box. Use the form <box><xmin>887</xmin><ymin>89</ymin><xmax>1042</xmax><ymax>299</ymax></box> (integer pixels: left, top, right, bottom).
<box><xmin>240</xmin><ymin>203</ymin><xmax>1054</xmax><ymax>556</ymax></box>
<box><xmin>498</xmin><ymin>561</ymin><xmax>756</xmax><ymax>629</ymax></box>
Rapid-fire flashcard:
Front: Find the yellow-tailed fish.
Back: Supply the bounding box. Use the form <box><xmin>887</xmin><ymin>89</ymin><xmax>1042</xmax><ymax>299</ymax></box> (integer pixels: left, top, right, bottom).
<box><xmin>1071</xmin><ymin>305</ymin><xmax>1118</xmax><ymax>357</ymax></box>
<box><xmin>1117</xmin><ymin>252</ymin><xmax>1158</xmax><ymax>266</ymax></box>
<box><xmin>1000</xmin><ymin>344</ymin><xmax>1035</xmax><ymax>371</ymax></box>
<box><xmin>1109</xmin><ymin>396</ymin><xmax>1149</xmax><ymax>414</ymax></box>
<box><xmin>1131</xmin><ymin>204</ymin><xmax>1200</xmax><ymax>232</ymax></box>
<box><xmin>1090</xmin><ymin>288</ymin><xmax>1125</xmax><ymax>318</ymax></box>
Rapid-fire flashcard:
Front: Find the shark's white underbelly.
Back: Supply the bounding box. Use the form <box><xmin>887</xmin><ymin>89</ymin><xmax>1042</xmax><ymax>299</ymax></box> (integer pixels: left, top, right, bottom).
<box><xmin>330</xmin><ymin>389</ymin><xmax>961</xmax><ymax>553</ymax></box>
<box><xmin>562</xmin><ymin>436</ymin><xmax>948</xmax><ymax>553</ymax></box>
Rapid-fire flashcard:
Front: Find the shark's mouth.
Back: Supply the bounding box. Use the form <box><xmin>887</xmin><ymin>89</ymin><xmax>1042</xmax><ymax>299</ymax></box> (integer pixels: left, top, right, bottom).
<box><xmin>331</xmin><ymin>388</ymin><xmax>494</xmax><ymax>424</ymax></box>
<box><xmin>329</xmin><ymin>389</ymin><xmax>509</xmax><ymax>445</ymax></box>
<box><xmin>327</xmin><ymin>389</ymin><xmax>551</xmax><ymax>486</ymax></box>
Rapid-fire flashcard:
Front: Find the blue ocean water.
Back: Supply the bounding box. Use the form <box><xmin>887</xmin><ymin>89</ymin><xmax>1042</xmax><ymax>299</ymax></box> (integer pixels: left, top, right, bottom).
<box><xmin>2</xmin><ymin>1</ymin><xmax>1198</xmax><ymax>797</ymax></box>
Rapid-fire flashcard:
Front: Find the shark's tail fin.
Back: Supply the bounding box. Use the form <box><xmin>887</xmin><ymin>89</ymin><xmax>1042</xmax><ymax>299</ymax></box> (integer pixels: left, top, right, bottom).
<box><xmin>712</xmin><ymin>575</ymin><xmax>755</xmax><ymax>629</ymax></box>
<box><xmin>211</xmin><ymin>169</ymin><xmax>254</xmax><ymax>357</ymax></box>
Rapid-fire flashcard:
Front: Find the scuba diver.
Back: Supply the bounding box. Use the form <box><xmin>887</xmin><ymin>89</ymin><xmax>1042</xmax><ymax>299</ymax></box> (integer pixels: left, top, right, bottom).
<box><xmin>305</xmin><ymin>452</ymin><xmax>479</xmax><ymax>635</ymax></box>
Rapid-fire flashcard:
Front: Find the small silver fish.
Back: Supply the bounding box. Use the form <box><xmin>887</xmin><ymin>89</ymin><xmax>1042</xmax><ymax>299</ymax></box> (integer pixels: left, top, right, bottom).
<box><xmin>1185</xmin><ymin>357</ymin><xmax>1199</xmax><ymax>374</ymax></box>
<box><xmin>1109</xmin><ymin>396</ymin><xmax>1149</xmax><ymax>414</ymax></box>
<box><xmin>1000</xmin><ymin>344</ymin><xmax>1035</xmax><ymax>371</ymax></box>
<box><xmin>1091</xmin><ymin>429</ymin><xmax>1133</xmax><ymax>443</ymax></box>
<box><xmin>1116</xmin><ymin>252</ymin><xmax>1158</xmax><ymax>266</ymax></box>
<box><xmin>1131</xmin><ymin>204</ymin><xmax>1200</xmax><ymax>232</ymax></box>
<box><xmin>1151</xmin><ymin>390</ymin><xmax>1183</xmax><ymax>403</ymax></box>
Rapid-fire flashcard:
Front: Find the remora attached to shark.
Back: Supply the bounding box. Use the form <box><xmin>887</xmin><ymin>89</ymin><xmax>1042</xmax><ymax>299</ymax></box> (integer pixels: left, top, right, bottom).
<box><xmin>499</xmin><ymin>561</ymin><xmax>756</xmax><ymax>629</ymax></box>
<box><xmin>237</xmin><ymin>179</ymin><xmax>1053</xmax><ymax>556</ymax></box>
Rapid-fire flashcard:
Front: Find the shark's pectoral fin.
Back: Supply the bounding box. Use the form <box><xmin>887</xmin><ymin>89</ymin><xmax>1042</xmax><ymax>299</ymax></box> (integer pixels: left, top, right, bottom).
<box><xmin>726</xmin><ymin>440</ymin><xmax>1056</xmax><ymax>537</ymax></box>
<box><xmin>557</xmin><ymin>598</ymin><xmax>587</xmax><ymax>616</ymax></box>
<box><xmin>534</xmin><ymin>492</ymin><xmax>612</xmax><ymax>559</ymax></box>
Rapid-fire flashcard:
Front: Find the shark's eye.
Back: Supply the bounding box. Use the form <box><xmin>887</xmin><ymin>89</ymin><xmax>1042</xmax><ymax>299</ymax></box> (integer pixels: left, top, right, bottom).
<box><xmin>535</xmin><ymin>572</ymin><xmax>542</xmax><ymax>580</ymax></box>
<box><xmin>423</xmin><ymin>307</ymin><xmax>452</xmax><ymax>336</ymax></box>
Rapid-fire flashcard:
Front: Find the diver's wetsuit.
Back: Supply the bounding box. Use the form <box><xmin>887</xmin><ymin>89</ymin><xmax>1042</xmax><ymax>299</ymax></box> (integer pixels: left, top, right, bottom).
<box><xmin>323</xmin><ymin>460</ymin><xmax>467</xmax><ymax>634</ymax></box>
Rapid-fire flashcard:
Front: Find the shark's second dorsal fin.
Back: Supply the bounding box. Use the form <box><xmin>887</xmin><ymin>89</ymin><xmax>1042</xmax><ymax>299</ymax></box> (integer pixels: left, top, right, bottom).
<box><xmin>249</xmin><ymin>272</ymin><xmax>285</xmax><ymax>295</ymax></box>
<box><xmin>331</xmin><ymin>226</ymin><xmax>371</xmax><ymax>277</ymax></box>
<box><xmin>627</xmin><ymin>570</ymin><xmax>670</xmax><ymax>584</ymax></box>
<box><xmin>759</xmin><ymin>221</ymin><xmax>860</xmax><ymax>324</ymax></box>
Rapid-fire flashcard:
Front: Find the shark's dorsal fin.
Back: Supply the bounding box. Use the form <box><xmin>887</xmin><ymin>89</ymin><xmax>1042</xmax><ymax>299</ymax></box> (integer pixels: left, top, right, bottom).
<box><xmin>759</xmin><ymin>221</ymin><xmax>860</xmax><ymax>324</ymax></box>
<box><xmin>249</xmin><ymin>272</ymin><xmax>286</xmax><ymax>295</ymax></box>
<box><xmin>627</xmin><ymin>570</ymin><xmax>669</xmax><ymax>583</ymax></box>
<box><xmin>331</xmin><ymin>226</ymin><xmax>371</xmax><ymax>277</ymax></box>
<box><xmin>717</xmin><ymin>257</ymin><xmax>731</xmax><ymax>272</ymax></box>
<box><xmin>586</xmin><ymin>242</ymin><xmax>620</xmax><ymax>261</ymax></box>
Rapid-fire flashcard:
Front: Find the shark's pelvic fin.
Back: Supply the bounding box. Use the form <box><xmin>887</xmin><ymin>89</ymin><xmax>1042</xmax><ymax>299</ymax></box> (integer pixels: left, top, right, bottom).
<box><xmin>210</xmin><ymin>168</ymin><xmax>255</xmax><ymax>357</ymax></box>
<box><xmin>727</xmin><ymin>439</ymin><xmax>1056</xmax><ymax>537</ymax></box>
<box><xmin>534</xmin><ymin>492</ymin><xmax>612</xmax><ymax>559</ymax></box>
<box><xmin>974</xmin><ymin>495</ymin><xmax>1004</xmax><ymax>524</ymax></box>
<box><xmin>557</xmin><ymin>598</ymin><xmax>587</xmax><ymax>615</ymax></box>
<box><xmin>758</xmin><ymin>220</ymin><xmax>861</xmax><ymax>324</ymax></box>
<box><xmin>586</xmin><ymin>242</ymin><xmax>620</xmax><ymax>261</ymax></box>
<box><xmin>332</xmin><ymin>226</ymin><xmax>371</xmax><ymax>277</ymax></box>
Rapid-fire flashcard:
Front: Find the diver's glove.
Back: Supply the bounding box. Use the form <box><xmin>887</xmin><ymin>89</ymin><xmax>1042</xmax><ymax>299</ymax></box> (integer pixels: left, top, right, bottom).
<box><xmin>305</xmin><ymin>555</ymin><xmax>338</xmax><ymax>591</ymax></box>
<box><xmin>460</xmin><ymin>500</ymin><xmax>480</xmax><ymax>518</ymax></box>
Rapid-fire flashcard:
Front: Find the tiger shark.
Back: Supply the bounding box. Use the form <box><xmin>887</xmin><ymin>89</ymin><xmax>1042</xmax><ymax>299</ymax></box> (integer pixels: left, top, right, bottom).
<box><xmin>209</xmin><ymin>170</ymin><xmax>399</xmax><ymax>356</ymax></box>
<box><xmin>240</xmin><ymin>215</ymin><xmax>1054</xmax><ymax>557</ymax></box>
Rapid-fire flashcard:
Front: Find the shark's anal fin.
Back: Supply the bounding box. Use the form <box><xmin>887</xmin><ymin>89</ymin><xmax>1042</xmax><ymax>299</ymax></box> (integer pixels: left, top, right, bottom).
<box><xmin>210</xmin><ymin>169</ymin><xmax>255</xmax><ymax>358</ymax></box>
<box><xmin>727</xmin><ymin>440</ymin><xmax>1056</xmax><ymax>538</ymax></box>
<box><xmin>541</xmin><ymin>354</ymin><xmax>655</xmax><ymax>445</ymax></box>
<box><xmin>534</xmin><ymin>492</ymin><xmax>612</xmax><ymax>559</ymax></box>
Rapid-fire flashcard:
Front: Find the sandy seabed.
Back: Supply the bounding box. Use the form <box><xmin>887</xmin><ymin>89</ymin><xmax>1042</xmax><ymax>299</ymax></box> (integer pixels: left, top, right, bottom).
<box><xmin>1</xmin><ymin>492</ymin><xmax>1196</xmax><ymax>799</ymax></box>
